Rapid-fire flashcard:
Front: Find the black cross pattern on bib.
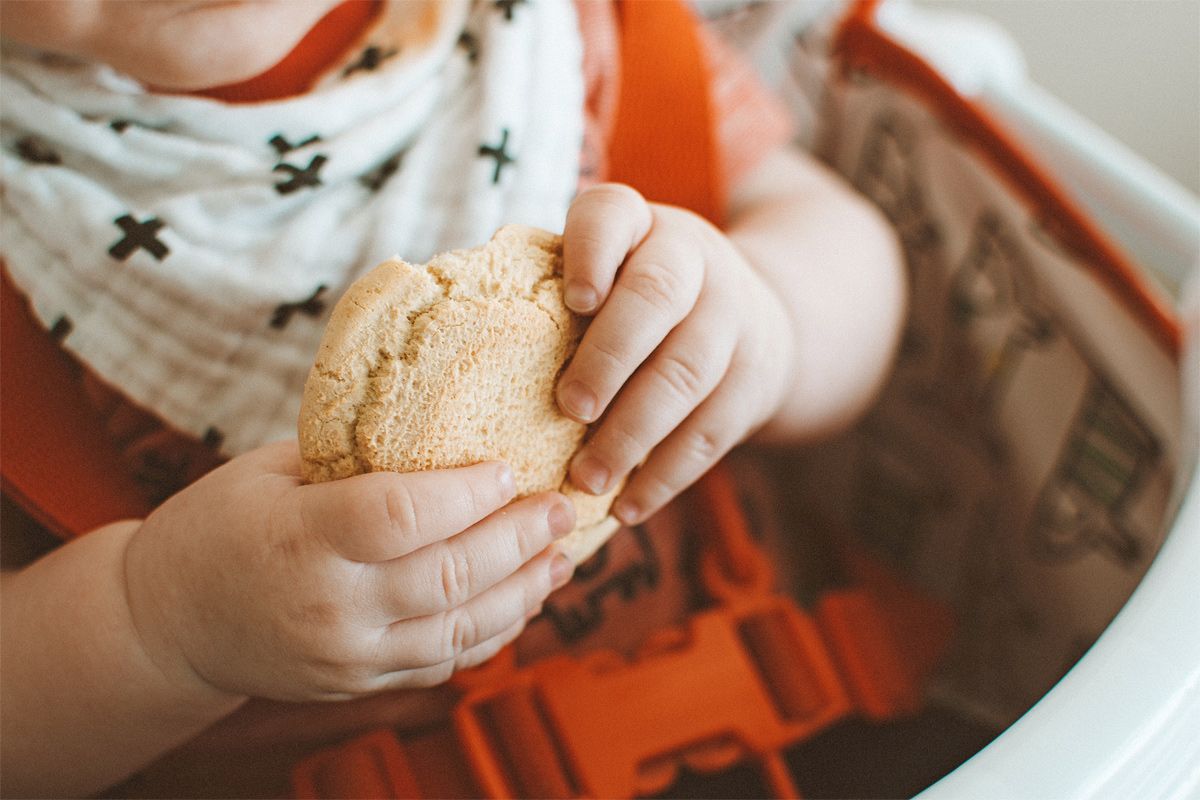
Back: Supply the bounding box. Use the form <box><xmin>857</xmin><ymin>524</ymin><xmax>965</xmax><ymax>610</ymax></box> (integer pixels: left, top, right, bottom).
<box><xmin>343</xmin><ymin>45</ymin><xmax>399</xmax><ymax>77</ymax></box>
<box><xmin>457</xmin><ymin>30</ymin><xmax>480</xmax><ymax>63</ymax></box>
<box><xmin>271</xmin><ymin>285</ymin><xmax>328</xmax><ymax>329</ymax></box>
<box><xmin>49</xmin><ymin>316</ymin><xmax>73</xmax><ymax>342</ymax></box>
<box><xmin>274</xmin><ymin>154</ymin><xmax>328</xmax><ymax>195</ymax></box>
<box><xmin>478</xmin><ymin>128</ymin><xmax>515</xmax><ymax>184</ymax></box>
<box><xmin>360</xmin><ymin>149</ymin><xmax>406</xmax><ymax>192</ymax></box>
<box><xmin>15</xmin><ymin>136</ymin><xmax>61</xmax><ymax>165</ymax></box>
<box><xmin>108</xmin><ymin>215</ymin><xmax>169</xmax><ymax>262</ymax></box>
<box><xmin>493</xmin><ymin>0</ymin><xmax>527</xmax><ymax>22</ymax></box>
<box><xmin>202</xmin><ymin>427</ymin><xmax>225</xmax><ymax>450</ymax></box>
<box><xmin>269</xmin><ymin>133</ymin><xmax>322</xmax><ymax>157</ymax></box>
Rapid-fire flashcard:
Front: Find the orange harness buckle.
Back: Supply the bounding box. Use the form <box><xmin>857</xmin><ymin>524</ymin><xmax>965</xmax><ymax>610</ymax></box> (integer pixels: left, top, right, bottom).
<box><xmin>452</xmin><ymin>596</ymin><xmax>852</xmax><ymax>799</ymax></box>
<box><xmin>292</xmin><ymin>596</ymin><xmax>866</xmax><ymax>799</ymax></box>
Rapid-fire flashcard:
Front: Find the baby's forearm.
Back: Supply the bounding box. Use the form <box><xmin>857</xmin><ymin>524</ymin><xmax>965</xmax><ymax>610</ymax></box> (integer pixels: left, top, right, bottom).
<box><xmin>727</xmin><ymin>147</ymin><xmax>906</xmax><ymax>442</ymax></box>
<box><xmin>0</xmin><ymin>521</ymin><xmax>246</xmax><ymax>797</ymax></box>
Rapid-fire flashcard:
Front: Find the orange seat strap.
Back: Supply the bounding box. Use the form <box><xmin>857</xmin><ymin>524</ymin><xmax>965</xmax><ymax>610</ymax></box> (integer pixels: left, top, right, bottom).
<box><xmin>607</xmin><ymin>0</ymin><xmax>726</xmax><ymax>226</ymax></box>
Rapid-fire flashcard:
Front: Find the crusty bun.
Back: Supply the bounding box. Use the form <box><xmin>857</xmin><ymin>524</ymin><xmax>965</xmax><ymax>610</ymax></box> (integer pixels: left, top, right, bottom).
<box><xmin>298</xmin><ymin>225</ymin><xmax>620</xmax><ymax>563</ymax></box>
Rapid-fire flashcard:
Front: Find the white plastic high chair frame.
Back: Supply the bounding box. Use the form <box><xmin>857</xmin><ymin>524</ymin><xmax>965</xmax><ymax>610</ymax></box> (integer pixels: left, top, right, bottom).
<box><xmin>876</xmin><ymin>4</ymin><xmax>1200</xmax><ymax>798</ymax></box>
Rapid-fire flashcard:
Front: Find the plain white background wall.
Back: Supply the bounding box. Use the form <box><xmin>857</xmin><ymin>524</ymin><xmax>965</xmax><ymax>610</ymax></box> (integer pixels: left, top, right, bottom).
<box><xmin>918</xmin><ymin>0</ymin><xmax>1200</xmax><ymax>196</ymax></box>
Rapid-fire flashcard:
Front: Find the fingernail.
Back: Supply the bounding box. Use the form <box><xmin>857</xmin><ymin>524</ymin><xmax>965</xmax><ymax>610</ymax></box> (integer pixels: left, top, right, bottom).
<box><xmin>572</xmin><ymin>454</ymin><xmax>610</xmax><ymax>495</ymax></box>
<box><xmin>497</xmin><ymin>463</ymin><xmax>516</xmax><ymax>498</ymax></box>
<box><xmin>613</xmin><ymin>497</ymin><xmax>640</xmax><ymax>525</ymax></box>
<box><xmin>564</xmin><ymin>282</ymin><xmax>598</xmax><ymax>313</ymax></box>
<box><xmin>547</xmin><ymin>498</ymin><xmax>576</xmax><ymax>538</ymax></box>
<box><xmin>559</xmin><ymin>381</ymin><xmax>597</xmax><ymax>422</ymax></box>
<box><xmin>549</xmin><ymin>552</ymin><xmax>575</xmax><ymax>589</ymax></box>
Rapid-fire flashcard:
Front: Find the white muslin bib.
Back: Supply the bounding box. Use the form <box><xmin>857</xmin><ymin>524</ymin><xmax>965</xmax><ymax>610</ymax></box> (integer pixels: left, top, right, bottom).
<box><xmin>1</xmin><ymin>0</ymin><xmax>584</xmax><ymax>456</ymax></box>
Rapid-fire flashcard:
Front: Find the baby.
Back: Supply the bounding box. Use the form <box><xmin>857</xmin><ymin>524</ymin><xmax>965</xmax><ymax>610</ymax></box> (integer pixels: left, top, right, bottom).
<box><xmin>0</xmin><ymin>0</ymin><xmax>904</xmax><ymax>795</ymax></box>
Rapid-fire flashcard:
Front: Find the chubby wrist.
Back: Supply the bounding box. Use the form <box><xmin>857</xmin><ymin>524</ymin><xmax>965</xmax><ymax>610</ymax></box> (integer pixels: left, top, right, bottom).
<box><xmin>115</xmin><ymin>520</ymin><xmax>249</xmax><ymax>713</ymax></box>
<box><xmin>2</xmin><ymin>521</ymin><xmax>245</xmax><ymax>796</ymax></box>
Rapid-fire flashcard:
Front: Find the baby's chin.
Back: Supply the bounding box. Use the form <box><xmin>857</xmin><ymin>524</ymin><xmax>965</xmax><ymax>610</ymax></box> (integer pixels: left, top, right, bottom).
<box><xmin>116</xmin><ymin>0</ymin><xmax>343</xmax><ymax>90</ymax></box>
<box><xmin>64</xmin><ymin>0</ymin><xmax>338</xmax><ymax>91</ymax></box>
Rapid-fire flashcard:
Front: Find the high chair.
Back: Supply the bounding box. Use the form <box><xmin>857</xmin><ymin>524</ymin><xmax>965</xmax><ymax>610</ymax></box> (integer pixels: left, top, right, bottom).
<box><xmin>2</xmin><ymin>0</ymin><xmax>1195</xmax><ymax>796</ymax></box>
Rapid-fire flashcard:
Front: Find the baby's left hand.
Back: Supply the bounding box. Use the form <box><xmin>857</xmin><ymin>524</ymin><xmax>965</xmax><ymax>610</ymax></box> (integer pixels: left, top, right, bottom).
<box><xmin>556</xmin><ymin>184</ymin><xmax>794</xmax><ymax>525</ymax></box>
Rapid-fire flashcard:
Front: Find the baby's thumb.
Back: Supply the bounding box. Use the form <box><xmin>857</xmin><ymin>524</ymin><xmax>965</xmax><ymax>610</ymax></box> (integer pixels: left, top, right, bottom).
<box><xmin>295</xmin><ymin>462</ymin><xmax>518</xmax><ymax>562</ymax></box>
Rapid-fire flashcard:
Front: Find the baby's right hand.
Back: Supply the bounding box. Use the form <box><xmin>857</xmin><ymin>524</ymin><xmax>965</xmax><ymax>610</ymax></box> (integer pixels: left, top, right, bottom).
<box><xmin>122</xmin><ymin>442</ymin><xmax>575</xmax><ymax>702</ymax></box>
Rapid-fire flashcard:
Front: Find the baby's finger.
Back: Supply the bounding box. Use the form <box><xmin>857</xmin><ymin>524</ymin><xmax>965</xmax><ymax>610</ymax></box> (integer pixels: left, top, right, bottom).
<box><xmin>370</xmin><ymin>616</ymin><xmax>529</xmax><ymax>692</ymax></box>
<box><xmin>242</xmin><ymin>439</ymin><xmax>305</xmax><ymax>477</ymax></box>
<box><xmin>370</xmin><ymin>492</ymin><xmax>575</xmax><ymax>620</ymax></box>
<box><xmin>611</xmin><ymin>365</ymin><xmax>760</xmax><ymax>525</ymax></box>
<box><xmin>295</xmin><ymin>462</ymin><xmax>517</xmax><ymax>562</ymax></box>
<box><xmin>562</xmin><ymin>183</ymin><xmax>653</xmax><ymax>314</ymax></box>
<box><xmin>379</xmin><ymin>549</ymin><xmax>573</xmax><ymax>671</ymax></box>
<box><xmin>557</xmin><ymin>225</ymin><xmax>704</xmax><ymax>425</ymax></box>
<box><xmin>568</xmin><ymin>299</ymin><xmax>735</xmax><ymax>497</ymax></box>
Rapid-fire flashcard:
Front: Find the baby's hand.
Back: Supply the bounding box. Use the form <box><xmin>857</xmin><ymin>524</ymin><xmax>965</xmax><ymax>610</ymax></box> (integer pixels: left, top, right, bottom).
<box><xmin>557</xmin><ymin>184</ymin><xmax>794</xmax><ymax>525</ymax></box>
<box><xmin>123</xmin><ymin>442</ymin><xmax>575</xmax><ymax>702</ymax></box>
